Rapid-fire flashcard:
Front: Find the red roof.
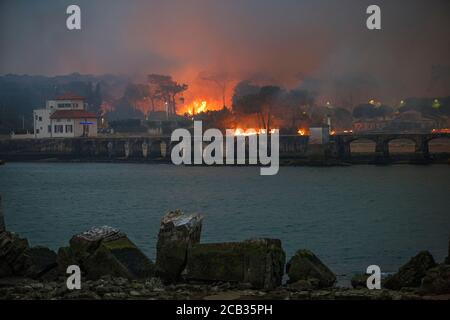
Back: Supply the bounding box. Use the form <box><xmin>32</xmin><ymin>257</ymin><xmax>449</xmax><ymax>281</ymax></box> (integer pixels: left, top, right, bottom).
<box><xmin>54</xmin><ymin>93</ymin><xmax>85</xmax><ymax>100</ymax></box>
<box><xmin>50</xmin><ymin>110</ymin><xmax>97</xmax><ymax>119</ymax></box>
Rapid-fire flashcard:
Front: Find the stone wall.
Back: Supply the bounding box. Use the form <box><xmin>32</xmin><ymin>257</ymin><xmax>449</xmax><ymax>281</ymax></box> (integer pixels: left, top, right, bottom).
<box><xmin>0</xmin><ymin>136</ymin><xmax>309</xmax><ymax>162</ymax></box>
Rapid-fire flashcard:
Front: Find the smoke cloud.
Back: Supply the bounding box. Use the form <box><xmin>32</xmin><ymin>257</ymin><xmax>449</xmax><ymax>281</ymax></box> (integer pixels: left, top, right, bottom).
<box><xmin>1</xmin><ymin>0</ymin><xmax>449</xmax><ymax>105</ymax></box>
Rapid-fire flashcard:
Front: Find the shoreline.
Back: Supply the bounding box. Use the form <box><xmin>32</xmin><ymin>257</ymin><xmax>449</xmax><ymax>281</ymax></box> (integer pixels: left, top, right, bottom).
<box><xmin>1</xmin><ymin>156</ymin><xmax>449</xmax><ymax>166</ymax></box>
<box><xmin>0</xmin><ymin>276</ymin><xmax>443</xmax><ymax>300</ymax></box>
<box><xmin>0</xmin><ymin>211</ymin><xmax>448</xmax><ymax>300</ymax></box>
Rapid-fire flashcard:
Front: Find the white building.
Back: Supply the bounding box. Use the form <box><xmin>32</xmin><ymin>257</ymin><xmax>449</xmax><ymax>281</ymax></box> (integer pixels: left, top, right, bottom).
<box><xmin>33</xmin><ymin>94</ymin><xmax>98</xmax><ymax>138</ymax></box>
<box><xmin>309</xmin><ymin>126</ymin><xmax>330</xmax><ymax>144</ymax></box>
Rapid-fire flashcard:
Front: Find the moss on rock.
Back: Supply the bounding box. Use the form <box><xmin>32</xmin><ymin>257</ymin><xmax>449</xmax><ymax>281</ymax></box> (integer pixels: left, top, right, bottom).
<box><xmin>183</xmin><ymin>238</ymin><xmax>285</xmax><ymax>289</ymax></box>
<box><xmin>286</xmin><ymin>249</ymin><xmax>336</xmax><ymax>289</ymax></box>
<box><xmin>384</xmin><ymin>251</ymin><xmax>436</xmax><ymax>290</ymax></box>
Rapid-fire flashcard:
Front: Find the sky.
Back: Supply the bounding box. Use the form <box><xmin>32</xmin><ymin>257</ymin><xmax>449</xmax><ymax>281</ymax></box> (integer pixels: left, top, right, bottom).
<box><xmin>1</xmin><ymin>0</ymin><xmax>450</xmax><ymax>105</ymax></box>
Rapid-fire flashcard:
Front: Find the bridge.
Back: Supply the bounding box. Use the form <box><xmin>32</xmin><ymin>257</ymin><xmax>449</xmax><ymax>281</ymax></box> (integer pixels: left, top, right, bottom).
<box><xmin>0</xmin><ymin>132</ymin><xmax>449</xmax><ymax>163</ymax></box>
<box><xmin>0</xmin><ymin>136</ymin><xmax>174</xmax><ymax>161</ymax></box>
<box><xmin>332</xmin><ymin>132</ymin><xmax>450</xmax><ymax>160</ymax></box>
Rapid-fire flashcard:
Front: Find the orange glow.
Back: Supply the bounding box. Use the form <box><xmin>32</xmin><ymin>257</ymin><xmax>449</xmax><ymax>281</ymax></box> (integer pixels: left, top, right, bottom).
<box><xmin>297</xmin><ymin>129</ymin><xmax>306</xmax><ymax>136</ymax></box>
<box><xmin>330</xmin><ymin>130</ymin><xmax>336</xmax><ymax>135</ymax></box>
<box><xmin>232</xmin><ymin>128</ymin><xmax>277</xmax><ymax>136</ymax></box>
<box><xmin>432</xmin><ymin>128</ymin><xmax>450</xmax><ymax>133</ymax></box>
<box><xmin>179</xmin><ymin>99</ymin><xmax>223</xmax><ymax>115</ymax></box>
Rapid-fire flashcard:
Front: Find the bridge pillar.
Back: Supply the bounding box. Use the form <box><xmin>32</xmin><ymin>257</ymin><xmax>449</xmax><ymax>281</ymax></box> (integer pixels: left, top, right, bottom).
<box><xmin>342</xmin><ymin>141</ymin><xmax>351</xmax><ymax>159</ymax></box>
<box><xmin>333</xmin><ymin>137</ymin><xmax>351</xmax><ymax>159</ymax></box>
<box><xmin>414</xmin><ymin>136</ymin><xmax>430</xmax><ymax>160</ymax></box>
<box><xmin>375</xmin><ymin>138</ymin><xmax>389</xmax><ymax>161</ymax></box>
<box><xmin>124</xmin><ymin>141</ymin><xmax>130</xmax><ymax>159</ymax></box>
<box><xmin>107</xmin><ymin>141</ymin><xmax>114</xmax><ymax>159</ymax></box>
<box><xmin>142</xmin><ymin>141</ymin><xmax>149</xmax><ymax>158</ymax></box>
<box><xmin>162</xmin><ymin>139</ymin><xmax>172</xmax><ymax>160</ymax></box>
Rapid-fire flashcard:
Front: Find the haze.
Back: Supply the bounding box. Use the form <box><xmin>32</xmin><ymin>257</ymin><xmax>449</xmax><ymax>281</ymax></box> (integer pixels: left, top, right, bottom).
<box><xmin>1</xmin><ymin>0</ymin><xmax>449</xmax><ymax>105</ymax></box>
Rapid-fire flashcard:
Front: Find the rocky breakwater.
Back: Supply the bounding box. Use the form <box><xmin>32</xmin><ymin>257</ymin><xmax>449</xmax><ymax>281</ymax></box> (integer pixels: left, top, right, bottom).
<box><xmin>0</xmin><ymin>195</ymin><xmax>58</xmax><ymax>279</ymax></box>
<box><xmin>380</xmin><ymin>249</ymin><xmax>450</xmax><ymax>295</ymax></box>
<box><xmin>58</xmin><ymin>226</ymin><xmax>154</xmax><ymax>280</ymax></box>
<box><xmin>0</xmin><ymin>232</ymin><xmax>58</xmax><ymax>279</ymax></box>
<box><xmin>183</xmin><ymin>239</ymin><xmax>285</xmax><ymax>290</ymax></box>
<box><xmin>155</xmin><ymin>210</ymin><xmax>285</xmax><ymax>289</ymax></box>
<box><xmin>286</xmin><ymin>249</ymin><xmax>336</xmax><ymax>290</ymax></box>
<box><xmin>1</xmin><ymin>197</ymin><xmax>450</xmax><ymax>300</ymax></box>
<box><xmin>155</xmin><ymin>210</ymin><xmax>203</xmax><ymax>282</ymax></box>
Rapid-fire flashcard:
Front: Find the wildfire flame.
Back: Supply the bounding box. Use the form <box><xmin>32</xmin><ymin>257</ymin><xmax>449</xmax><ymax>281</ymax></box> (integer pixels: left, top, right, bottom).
<box><xmin>180</xmin><ymin>99</ymin><xmax>222</xmax><ymax>115</ymax></box>
<box><xmin>232</xmin><ymin>128</ymin><xmax>277</xmax><ymax>136</ymax></box>
<box><xmin>297</xmin><ymin>129</ymin><xmax>306</xmax><ymax>136</ymax></box>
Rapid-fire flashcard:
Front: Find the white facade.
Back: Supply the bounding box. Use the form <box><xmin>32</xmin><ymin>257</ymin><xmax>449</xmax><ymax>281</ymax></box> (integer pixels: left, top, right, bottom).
<box><xmin>33</xmin><ymin>108</ymin><xmax>53</xmax><ymax>138</ymax></box>
<box><xmin>50</xmin><ymin>118</ymin><xmax>77</xmax><ymax>138</ymax></box>
<box><xmin>309</xmin><ymin>126</ymin><xmax>330</xmax><ymax>145</ymax></box>
<box><xmin>45</xmin><ymin>99</ymin><xmax>84</xmax><ymax>110</ymax></box>
<box><xmin>33</xmin><ymin>96</ymin><xmax>97</xmax><ymax>138</ymax></box>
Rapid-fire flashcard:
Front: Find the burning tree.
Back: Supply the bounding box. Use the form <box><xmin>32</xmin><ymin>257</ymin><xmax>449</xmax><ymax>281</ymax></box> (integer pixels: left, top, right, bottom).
<box><xmin>198</xmin><ymin>71</ymin><xmax>233</xmax><ymax>108</ymax></box>
<box><xmin>231</xmin><ymin>81</ymin><xmax>319</xmax><ymax>132</ymax></box>
<box><xmin>147</xmin><ymin>74</ymin><xmax>188</xmax><ymax>115</ymax></box>
<box><xmin>233</xmin><ymin>85</ymin><xmax>282</xmax><ymax>131</ymax></box>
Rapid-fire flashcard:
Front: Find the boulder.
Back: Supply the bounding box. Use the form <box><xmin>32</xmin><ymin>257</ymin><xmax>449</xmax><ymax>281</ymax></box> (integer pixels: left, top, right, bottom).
<box><xmin>56</xmin><ymin>246</ymin><xmax>78</xmax><ymax>274</ymax></box>
<box><xmin>155</xmin><ymin>210</ymin><xmax>203</xmax><ymax>282</ymax></box>
<box><xmin>183</xmin><ymin>238</ymin><xmax>285</xmax><ymax>289</ymax></box>
<box><xmin>24</xmin><ymin>246</ymin><xmax>57</xmax><ymax>279</ymax></box>
<box><xmin>59</xmin><ymin>226</ymin><xmax>154</xmax><ymax>280</ymax></box>
<box><xmin>0</xmin><ymin>231</ymin><xmax>30</xmax><ymax>277</ymax></box>
<box><xmin>286</xmin><ymin>249</ymin><xmax>336</xmax><ymax>288</ymax></box>
<box><xmin>351</xmin><ymin>273</ymin><xmax>370</xmax><ymax>289</ymax></box>
<box><xmin>288</xmin><ymin>279</ymin><xmax>321</xmax><ymax>291</ymax></box>
<box><xmin>384</xmin><ymin>251</ymin><xmax>436</xmax><ymax>290</ymax></box>
<box><xmin>0</xmin><ymin>231</ymin><xmax>57</xmax><ymax>279</ymax></box>
<box><xmin>420</xmin><ymin>264</ymin><xmax>450</xmax><ymax>294</ymax></box>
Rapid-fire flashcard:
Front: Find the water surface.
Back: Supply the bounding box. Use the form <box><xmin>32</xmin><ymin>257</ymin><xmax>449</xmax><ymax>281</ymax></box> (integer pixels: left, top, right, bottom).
<box><xmin>1</xmin><ymin>162</ymin><xmax>449</xmax><ymax>285</ymax></box>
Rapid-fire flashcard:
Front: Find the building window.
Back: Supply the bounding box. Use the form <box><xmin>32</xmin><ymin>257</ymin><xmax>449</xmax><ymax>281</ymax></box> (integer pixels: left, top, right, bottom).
<box><xmin>38</xmin><ymin>116</ymin><xmax>42</xmax><ymax>121</ymax></box>
<box><xmin>48</xmin><ymin>125</ymin><xmax>51</xmax><ymax>133</ymax></box>
<box><xmin>54</xmin><ymin>125</ymin><xmax>64</xmax><ymax>133</ymax></box>
<box><xmin>36</xmin><ymin>129</ymin><xmax>40</xmax><ymax>134</ymax></box>
<box><xmin>65</xmin><ymin>125</ymin><xmax>73</xmax><ymax>133</ymax></box>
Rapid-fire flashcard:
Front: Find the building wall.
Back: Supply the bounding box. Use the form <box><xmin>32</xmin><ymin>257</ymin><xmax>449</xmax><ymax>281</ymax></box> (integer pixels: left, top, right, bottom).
<box><xmin>33</xmin><ymin>99</ymin><xmax>96</xmax><ymax>138</ymax></box>
<box><xmin>50</xmin><ymin>118</ymin><xmax>76</xmax><ymax>138</ymax></box>
<box><xmin>73</xmin><ymin>118</ymin><xmax>98</xmax><ymax>137</ymax></box>
<box><xmin>33</xmin><ymin>109</ymin><xmax>52</xmax><ymax>138</ymax></box>
<box><xmin>309</xmin><ymin>127</ymin><xmax>330</xmax><ymax>144</ymax></box>
<box><xmin>46</xmin><ymin>99</ymin><xmax>84</xmax><ymax>110</ymax></box>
